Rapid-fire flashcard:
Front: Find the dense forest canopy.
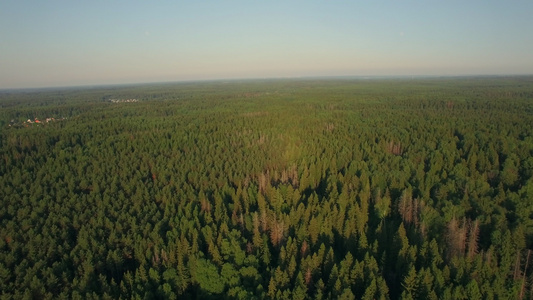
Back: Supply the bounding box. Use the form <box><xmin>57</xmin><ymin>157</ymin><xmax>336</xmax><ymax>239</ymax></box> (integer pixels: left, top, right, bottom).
<box><xmin>1</xmin><ymin>76</ymin><xmax>533</xmax><ymax>299</ymax></box>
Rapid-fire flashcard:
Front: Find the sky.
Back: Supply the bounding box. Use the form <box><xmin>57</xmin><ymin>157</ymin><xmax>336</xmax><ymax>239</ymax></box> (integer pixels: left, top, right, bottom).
<box><xmin>1</xmin><ymin>1</ymin><xmax>532</xmax><ymax>89</ymax></box>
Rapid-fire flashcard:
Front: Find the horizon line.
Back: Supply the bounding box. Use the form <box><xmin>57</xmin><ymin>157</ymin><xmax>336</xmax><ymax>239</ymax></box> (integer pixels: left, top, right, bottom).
<box><xmin>2</xmin><ymin>73</ymin><xmax>532</xmax><ymax>92</ymax></box>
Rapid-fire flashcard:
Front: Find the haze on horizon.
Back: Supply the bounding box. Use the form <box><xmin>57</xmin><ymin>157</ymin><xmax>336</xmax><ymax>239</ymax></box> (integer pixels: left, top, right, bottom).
<box><xmin>1</xmin><ymin>1</ymin><xmax>532</xmax><ymax>89</ymax></box>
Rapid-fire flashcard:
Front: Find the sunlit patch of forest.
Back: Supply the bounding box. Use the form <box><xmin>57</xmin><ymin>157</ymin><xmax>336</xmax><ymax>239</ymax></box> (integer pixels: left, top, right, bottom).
<box><xmin>1</xmin><ymin>76</ymin><xmax>533</xmax><ymax>299</ymax></box>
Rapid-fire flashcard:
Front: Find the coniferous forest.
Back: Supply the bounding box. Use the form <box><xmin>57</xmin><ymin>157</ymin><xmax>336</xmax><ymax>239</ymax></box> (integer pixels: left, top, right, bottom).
<box><xmin>1</xmin><ymin>77</ymin><xmax>533</xmax><ymax>299</ymax></box>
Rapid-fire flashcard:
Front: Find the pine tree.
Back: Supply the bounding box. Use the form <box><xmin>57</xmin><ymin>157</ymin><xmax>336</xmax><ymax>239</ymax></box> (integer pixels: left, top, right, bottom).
<box><xmin>401</xmin><ymin>266</ymin><xmax>418</xmax><ymax>299</ymax></box>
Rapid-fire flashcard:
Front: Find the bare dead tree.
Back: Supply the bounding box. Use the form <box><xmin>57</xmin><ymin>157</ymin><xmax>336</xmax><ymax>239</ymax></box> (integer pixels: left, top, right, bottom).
<box><xmin>458</xmin><ymin>218</ymin><xmax>468</xmax><ymax>257</ymax></box>
<box><xmin>412</xmin><ymin>198</ymin><xmax>420</xmax><ymax>226</ymax></box>
<box><xmin>467</xmin><ymin>219</ymin><xmax>480</xmax><ymax>260</ymax></box>
<box><xmin>305</xmin><ymin>267</ymin><xmax>313</xmax><ymax>286</ymax></box>
<box><xmin>515</xmin><ymin>250</ymin><xmax>522</xmax><ymax>281</ymax></box>
<box><xmin>446</xmin><ymin>101</ymin><xmax>454</xmax><ymax>109</ymax></box>
<box><xmin>387</xmin><ymin>140</ymin><xmax>403</xmax><ymax>155</ymax></box>
<box><xmin>259</xmin><ymin>172</ymin><xmax>268</xmax><ymax>195</ymax></box>
<box><xmin>301</xmin><ymin>240</ymin><xmax>309</xmax><ymax>257</ymax></box>
<box><xmin>519</xmin><ymin>250</ymin><xmax>531</xmax><ymax>300</ymax></box>
<box><xmin>269</xmin><ymin>217</ymin><xmax>285</xmax><ymax>247</ymax></box>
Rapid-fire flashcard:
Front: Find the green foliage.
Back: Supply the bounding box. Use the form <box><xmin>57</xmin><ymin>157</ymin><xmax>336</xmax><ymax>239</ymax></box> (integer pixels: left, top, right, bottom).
<box><xmin>195</xmin><ymin>258</ymin><xmax>225</xmax><ymax>295</ymax></box>
<box><xmin>1</xmin><ymin>77</ymin><xmax>533</xmax><ymax>299</ymax></box>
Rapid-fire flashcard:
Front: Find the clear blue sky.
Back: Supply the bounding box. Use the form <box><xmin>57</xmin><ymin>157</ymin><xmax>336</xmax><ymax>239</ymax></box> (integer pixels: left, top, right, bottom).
<box><xmin>1</xmin><ymin>1</ymin><xmax>532</xmax><ymax>88</ymax></box>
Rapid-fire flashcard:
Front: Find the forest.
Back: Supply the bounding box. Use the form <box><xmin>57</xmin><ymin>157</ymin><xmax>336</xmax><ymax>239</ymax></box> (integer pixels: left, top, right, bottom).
<box><xmin>1</xmin><ymin>76</ymin><xmax>533</xmax><ymax>299</ymax></box>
